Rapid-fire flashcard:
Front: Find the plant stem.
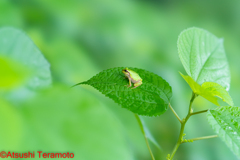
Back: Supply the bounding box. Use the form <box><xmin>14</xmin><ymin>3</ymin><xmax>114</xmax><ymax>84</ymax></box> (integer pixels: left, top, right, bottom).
<box><xmin>169</xmin><ymin>103</ymin><xmax>182</xmax><ymax>123</ymax></box>
<box><xmin>135</xmin><ymin>114</ymin><xmax>155</xmax><ymax>160</ymax></box>
<box><xmin>169</xmin><ymin>92</ymin><xmax>196</xmax><ymax>160</ymax></box>
<box><xmin>188</xmin><ymin>92</ymin><xmax>196</xmax><ymax>114</ymax></box>
<box><xmin>190</xmin><ymin>109</ymin><xmax>208</xmax><ymax>116</ymax></box>
<box><xmin>181</xmin><ymin>135</ymin><xmax>218</xmax><ymax>143</ymax></box>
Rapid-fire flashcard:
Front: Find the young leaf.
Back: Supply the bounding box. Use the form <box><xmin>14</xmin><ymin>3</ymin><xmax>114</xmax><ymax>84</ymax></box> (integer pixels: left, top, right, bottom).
<box><xmin>202</xmin><ymin>82</ymin><xmax>233</xmax><ymax>106</ymax></box>
<box><xmin>207</xmin><ymin>106</ymin><xmax>240</xmax><ymax>158</ymax></box>
<box><xmin>178</xmin><ymin>27</ymin><xmax>230</xmax><ymax>90</ymax></box>
<box><xmin>179</xmin><ymin>72</ymin><xmax>202</xmax><ymax>94</ymax></box>
<box><xmin>74</xmin><ymin>67</ymin><xmax>172</xmax><ymax>116</ymax></box>
<box><xmin>180</xmin><ymin>73</ymin><xmax>233</xmax><ymax>106</ymax></box>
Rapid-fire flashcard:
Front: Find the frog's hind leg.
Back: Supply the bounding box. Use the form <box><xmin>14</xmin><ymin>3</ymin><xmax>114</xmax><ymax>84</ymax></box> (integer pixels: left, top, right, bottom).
<box><xmin>132</xmin><ymin>80</ymin><xmax>142</xmax><ymax>89</ymax></box>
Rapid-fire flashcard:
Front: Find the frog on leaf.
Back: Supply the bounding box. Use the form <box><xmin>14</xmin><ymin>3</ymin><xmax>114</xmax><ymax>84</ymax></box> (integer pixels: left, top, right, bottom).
<box><xmin>122</xmin><ymin>68</ymin><xmax>142</xmax><ymax>89</ymax></box>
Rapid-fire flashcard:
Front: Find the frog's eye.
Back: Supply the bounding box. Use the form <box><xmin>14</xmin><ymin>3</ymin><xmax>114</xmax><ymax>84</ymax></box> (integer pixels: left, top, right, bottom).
<box><xmin>123</xmin><ymin>69</ymin><xmax>127</xmax><ymax>72</ymax></box>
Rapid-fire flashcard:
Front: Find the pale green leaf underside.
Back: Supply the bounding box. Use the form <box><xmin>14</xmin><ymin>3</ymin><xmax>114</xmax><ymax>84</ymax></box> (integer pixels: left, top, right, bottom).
<box><xmin>178</xmin><ymin>27</ymin><xmax>230</xmax><ymax>90</ymax></box>
<box><xmin>0</xmin><ymin>27</ymin><xmax>51</xmax><ymax>89</ymax></box>
<box><xmin>135</xmin><ymin>115</ymin><xmax>161</xmax><ymax>150</ymax></box>
<box><xmin>74</xmin><ymin>67</ymin><xmax>172</xmax><ymax>116</ymax></box>
<box><xmin>207</xmin><ymin>106</ymin><xmax>240</xmax><ymax>158</ymax></box>
<box><xmin>180</xmin><ymin>73</ymin><xmax>233</xmax><ymax>106</ymax></box>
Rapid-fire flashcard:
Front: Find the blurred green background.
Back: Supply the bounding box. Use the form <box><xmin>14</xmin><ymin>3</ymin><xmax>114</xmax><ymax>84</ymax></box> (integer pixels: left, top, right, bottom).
<box><xmin>0</xmin><ymin>0</ymin><xmax>240</xmax><ymax>159</ymax></box>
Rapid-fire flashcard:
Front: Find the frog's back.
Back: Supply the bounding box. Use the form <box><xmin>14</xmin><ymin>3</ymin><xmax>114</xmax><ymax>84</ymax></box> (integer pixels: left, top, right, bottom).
<box><xmin>129</xmin><ymin>70</ymin><xmax>142</xmax><ymax>82</ymax></box>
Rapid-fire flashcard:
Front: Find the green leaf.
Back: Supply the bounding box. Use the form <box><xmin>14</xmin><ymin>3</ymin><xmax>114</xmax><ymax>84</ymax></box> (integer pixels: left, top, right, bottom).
<box><xmin>0</xmin><ymin>56</ymin><xmax>29</xmax><ymax>89</ymax></box>
<box><xmin>178</xmin><ymin>27</ymin><xmax>230</xmax><ymax>90</ymax></box>
<box><xmin>179</xmin><ymin>72</ymin><xmax>202</xmax><ymax>94</ymax></box>
<box><xmin>74</xmin><ymin>67</ymin><xmax>172</xmax><ymax>116</ymax></box>
<box><xmin>0</xmin><ymin>27</ymin><xmax>51</xmax><ymax>90</ymax></box>
<box><xmin>180</xmin><ymin>73</ymin><xmax>233</xmax><ymax>106</ymax></box>
<box><xmin>202</xmin><ymin>82</ymin><xmax>233</xmax><ymax>106</ymax></box>
<box><xmin>207</xmin><ymin>106</ymin><xmax>240</xmax><ymax>158</ymax></box>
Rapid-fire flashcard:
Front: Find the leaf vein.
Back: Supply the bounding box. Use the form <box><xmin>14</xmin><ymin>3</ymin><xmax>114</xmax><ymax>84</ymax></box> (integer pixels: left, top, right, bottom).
<box><xmin>196</xmin><ymin>39</ymin><xmax>222</xmax><ymax>82</ymax></box>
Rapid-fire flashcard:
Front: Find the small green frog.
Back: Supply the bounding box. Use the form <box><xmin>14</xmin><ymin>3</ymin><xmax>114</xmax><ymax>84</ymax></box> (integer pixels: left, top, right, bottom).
<box><xmin>122</xmin><ymin>67</ymin><xmax>142</xmax><ymax>89</ymax></box>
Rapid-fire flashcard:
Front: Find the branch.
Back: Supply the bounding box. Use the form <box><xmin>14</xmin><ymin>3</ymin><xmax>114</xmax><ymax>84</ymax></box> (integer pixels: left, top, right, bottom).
<box><xmin>181</xmin><ymin>135</ymin><xmax>218</xmax><ymax>144</ymax></box>
<box><xmin>169</xmin><ymin>103</ymin><xmax>182</xmax><ymax>123</ymax></box>
<box><xmin>169</xmin><ymin>92</ymin><xmax>197</xmax><ymax>160</ymax></box>
<box><xmin>190</xmin><ymin>109</ymin><xmax>208</xmax><ymax>116</ymax></box>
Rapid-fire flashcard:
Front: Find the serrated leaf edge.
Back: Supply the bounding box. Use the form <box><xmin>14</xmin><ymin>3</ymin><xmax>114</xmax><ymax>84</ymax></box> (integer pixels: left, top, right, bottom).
<box><xmin>74</xmin><ymin>67</ymin><xmax>172</xmax><ymax>117</ymax></box>
<box><xmin>207</xmin><ymin>109</ymin><xmax>240</xmax><ymax>158</ymax></box>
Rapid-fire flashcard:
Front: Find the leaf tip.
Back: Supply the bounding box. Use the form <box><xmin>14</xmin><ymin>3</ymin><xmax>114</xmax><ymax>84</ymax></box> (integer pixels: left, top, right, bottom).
<box><xmin>71</xmin><ymin>81</ymin><xmax>88</xmax><ymax>88</ymax></box>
